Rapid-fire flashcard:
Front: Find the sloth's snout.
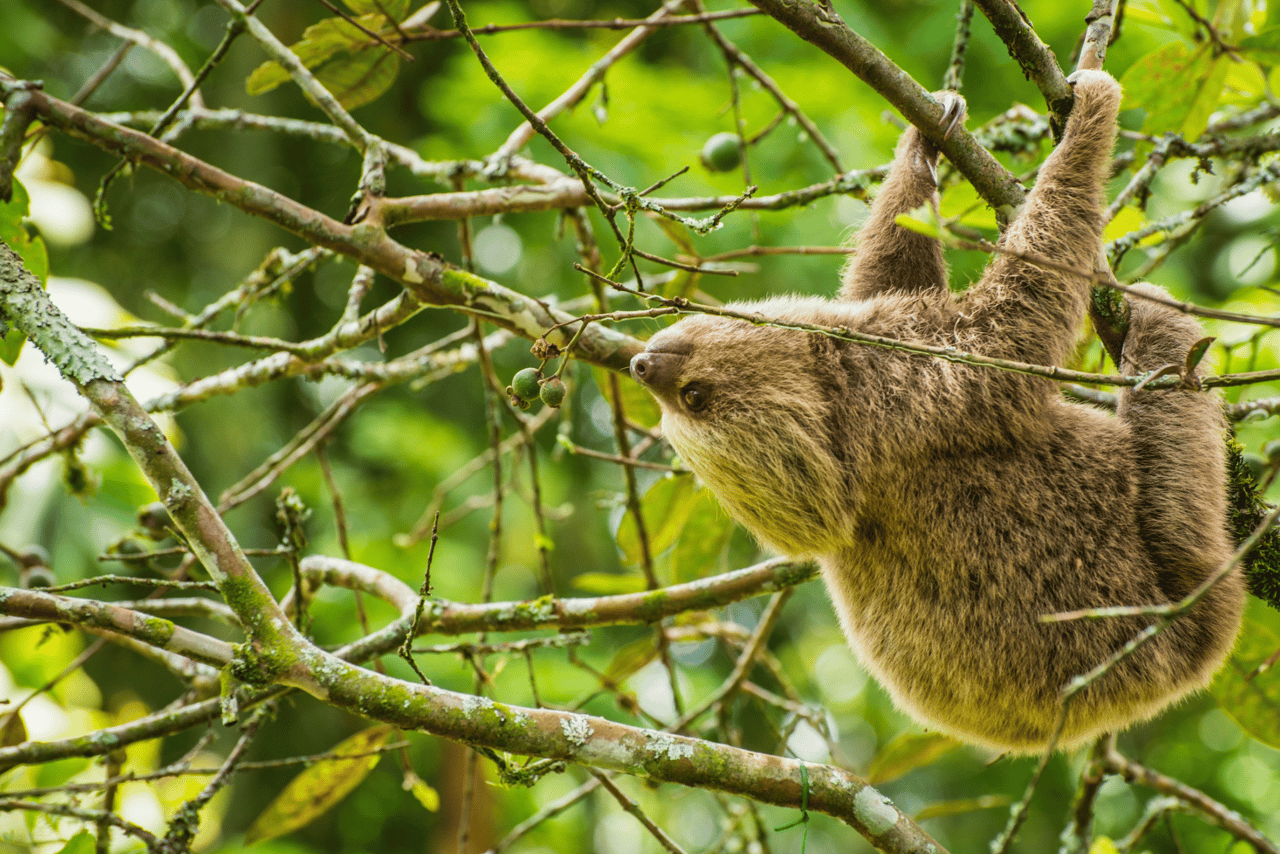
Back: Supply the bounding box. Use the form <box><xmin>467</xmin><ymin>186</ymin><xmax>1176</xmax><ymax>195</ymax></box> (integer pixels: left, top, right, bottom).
<box><xmin>629</xmin><ymin>352</ymin><xmax>658</xmax><ymax>385</ymax></box>
<box><xmin>630</xmin><ymin>351</ymin><xmax>681</xmax><ymax>394</ymax></box>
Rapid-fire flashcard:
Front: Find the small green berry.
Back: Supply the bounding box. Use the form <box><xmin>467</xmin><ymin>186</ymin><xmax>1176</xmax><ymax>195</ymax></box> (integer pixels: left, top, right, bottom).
<box><xmin>511</xmin><ymin>367</ymin><xmax>541</xmax><ymax>401</ymax></box>
<box><xmin>701</xmin><ymin>132</ymin><xmax>742</xmax><ymax>172</ymax></box>
<box><xmin>539</xmin><ymin>377</ymin><xmax>566</xmax><ymax>407</ymax></box>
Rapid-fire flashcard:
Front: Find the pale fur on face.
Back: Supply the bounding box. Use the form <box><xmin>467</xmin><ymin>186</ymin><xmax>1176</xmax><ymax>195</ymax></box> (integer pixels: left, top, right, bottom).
<box><xmin>643</xmin><ymin>302</ymin><xmax>855</xmax><ymax>557</ymax></box>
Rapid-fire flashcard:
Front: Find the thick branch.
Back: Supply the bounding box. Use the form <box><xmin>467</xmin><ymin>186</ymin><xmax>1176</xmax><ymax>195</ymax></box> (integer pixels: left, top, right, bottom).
<box><xmin>745</xmin><ymin>0</ymin><xmax>1025</xmax><ymax>217</ymax></box>
<box><xmin>0</xmin><ymin>587</ymin><xmax>233</xmax><ymax>667</ymax></box>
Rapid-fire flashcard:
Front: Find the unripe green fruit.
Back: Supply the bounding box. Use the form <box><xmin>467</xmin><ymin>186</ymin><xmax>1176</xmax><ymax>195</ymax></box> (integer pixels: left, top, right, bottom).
<box><xmin>511</xmin><ymin>367</ymin><xmax>541</xmax><ymax>401</ymax></box>
<box><xmin>701</xmin><ymin>132</ymin><xmax>742</xmax><ymax>172</ymax></box>
<box><xmin>539</xmin><ymin>377</ymin><xmax>566</xmax><ymax>407</ymax></box>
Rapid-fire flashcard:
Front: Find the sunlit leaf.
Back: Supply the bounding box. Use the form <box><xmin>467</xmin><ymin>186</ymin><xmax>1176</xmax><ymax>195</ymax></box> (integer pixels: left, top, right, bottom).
<box><xmin>246</xmin><ymin>15</ymin><xmax>402</xmax><ymax>109</ymax></box>
<box><xmin>866</xmin><ymin>731</ymin><xmax>961</xmax><ymax>784</ymax></box>
<box><xmin>668</xmin><ymin>487</ymin><xmax>732</xmax><ymax>583</ymax></box>
<box><xmin>1120</xmin><ymin>41</ymin><xmax>1229</xmax><ymax>140</ymax></box>
<box><xmin>1239</xmin><ymin>27</ymin><xmax>1280</xmax><ymax>68</ymax></box>
<box><xmin>244</xmin><ymin>724</ymin><xmax>394</xmax><ymax>843</ymax></box>
<box><xmin>939</xmin><ymin>181</ymin><xmax>997</xmax><ymax>233</ymax></box>
<box><xmin>1122</xmin><ymin>6</ymin><xmax>1174</xmax><ymax>29</ymax></box>
<box><xmin>616</xmin><ymin>474</ymin><xmax>696</xmax><ymax>566</ymax></box>
<box><xmin>1211</xmin><ymin>616</ymin><xmax>1280</xmax><ymax>749</ymax></box>
<box><xmin>1088</xmin><ymin>837</ymin><xmax>1121</xmax><ymax>854</ymax></box>
<box><xmin>593</xmin><ymin>365</ymin><xmax>663</xmax><ymax>431</ymax></box>
<box><xmin>247</xmin><ymin>17</ymin><xmax>373</xmax><ymax>95</ymax></box>
<box><xmin>0</xmin><ymin>177</ymin><xmax>48</xmax><ymax>365</ymax></box>
<box><xmin>913</xmin><ymin>794</ymin><xmax>1009</xmax><ymax>820</ymax></box>
<box><xmin>1220</xmin><ymin>59</ymin><xmax>1268</xmax><ymax>104</ymax></box>
<box><xmin>404</xmin><ymin>771</ymin><xmax>440</xmax><ymax>811</ymax></box>
<box><xmin>604</xmin><ymin>635</ymin><xmax>659</xmax><ymax>681</ymax></box>
<box><xmin>316</xmin><ymin>49</ymin><xmax>401</xmax><ymax>111</ymax></box>
<box><xmin>344</xmin><ymin>0</ymin><xmax>409</xmax><ymax>18</ymax></box>
<box><xmin>572</xmin><ymin>571</ymin><xmax>648</xmax><ymax>594</ymax></box>
<box><xmin>1184</xmin><ymin>336</ymin><xmax>1214</xmax><ymax>372</ymax></box>
<box><xmin>1103</xmin><ymin>205</ymin><xmax>1145</xmax><ymax>244</ymax></box>
<box><xmin>896</xmin><ymin>211</ymin><xmax>936</xmax><ymax>240</ymax></box>
<box><xmin>51</xmin><ymin>833</ymin><xmax>95</xmax><ymax>854</ymax></box>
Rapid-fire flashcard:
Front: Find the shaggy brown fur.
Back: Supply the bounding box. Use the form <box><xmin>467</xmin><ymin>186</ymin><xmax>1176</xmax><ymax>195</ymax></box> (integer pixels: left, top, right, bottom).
<box><xmin>630</xmin><ymin>71</ymin><xmax>1244</xmax><ymax>753</ymax></box>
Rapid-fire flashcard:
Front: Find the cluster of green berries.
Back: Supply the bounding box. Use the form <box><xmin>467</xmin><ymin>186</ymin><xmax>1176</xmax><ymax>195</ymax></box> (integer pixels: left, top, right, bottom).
<box><xmin>507</xmin><ymin>368</ymin><xmax>565</xmax><ymax>410</ymax></box>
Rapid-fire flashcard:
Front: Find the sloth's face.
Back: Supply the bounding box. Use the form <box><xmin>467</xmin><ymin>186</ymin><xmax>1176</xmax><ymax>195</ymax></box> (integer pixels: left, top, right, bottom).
<box><xmin>630</xmin><ymin>314</ymin><xmax>851</xmax><ymax>557</ymax></box>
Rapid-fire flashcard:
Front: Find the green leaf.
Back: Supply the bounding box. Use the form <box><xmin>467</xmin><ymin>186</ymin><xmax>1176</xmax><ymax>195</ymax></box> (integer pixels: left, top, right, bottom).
<box><xmin>247</xmin><ymin>17</ymin><xmax>368</xmax><ymax>95</ymax></box>
<box><xmin>405</xmin><ymin>772</ymin><xmax>440</xmax><ymax>811</ymax></box>
<box><xmin>245</xmin><ymin>724</ymin><xmax>394</xmax><ymax>843</ymax></box>
<box><xmin>572</xmin><ymin>571</ymin><xmax>648</xmax><ymax>594</ymax></box>
<box><xmin>1220</xmin><ymin>59</ymin><xmax>1268</xmax><ymax>104</ymax></box>
<box><xmin>51</xmin><ymin>833</ymin><xmax>95</xmax><ymax>854</ymax></box>
<box><xmin>615</xmin><ymin>474</ymin><xmax>696</xmax><ymax>567</ymax></box>
<box><xmin>1184</xmin><ymin>336</ymin><xmax>1214</xmax><ymax>372</ymax></box>
<box><xmin>668</xmin><ymin>487</ymin><xmax>732</xmax><ymax>583</ymax></box>
<box><xmin>1088</xmin><ymin>837</ymin><xmax>1121</xmax><ymax>854</ymax></box>
<box><xmin>1</xmin><ymin>711</ymin><xmax>26</xmax><ymax>747</ymax></box>
<box><xmin>344</xmin><ymin>0</ymin><xmax>409</xmax><ymax>18</ymax></box>
<box><xmin>1120</xmin><ymin>41</ymin><xmax>1230</xmax><ymax>140</ymax></box>
<box><xmin>913</xmin><ymin>794</ymin><xmax>1009</xmax><ymax>821</ymax></box>
<box><xmin>246</xmin><ymin>15</ymin><xmax>402</xmax><ymax>109</ymax></box>
<box><xmin>0</xmin><ymin>176</ymin><xmax>49</xmax><ymax>365</ymax></box>
<box><xmin>0</xmin><ymin>712</ymin><xmax>27</xmax><ymax>775</ymax></box>
<box><xmin>939</xmin><ymin>181</ymin><xmax>996</xmax><ymax>232</ymax></box>
<box><xmin>893</xmin><ymin>209</ymin><xmax>940</xmax><ymax>239</ymax></box>
<box><xmin>1239</xmin><ymin>29</ymin><xmax>1280</xmax><ymax>68</ymax></box>
<box><xmin>866</xmin><ymin>731</ymin><xmax>961</xmax><ymax>784</ymax></box>
<box><xmin>1210</xmin><ymin>616</ymin><xmax>1280</xmax><ymax>748</ymax></box>
<box><xmin>593</xmin><ymin>365</ymin><xmax>663</xmax><ymax>431</ymax></box>
<box><xmin>604</xmin><ymin>635</ymin><xmax>659</xmax><ymax>681</ymax></box>
<box><xmin>316</xmin><ymin>48</ymin><xmax>401</xmax><ymax>111</ymax></box>
<box><xmin>32</xmin><ymin>756</ymin><xmax>92</xmax><ymax>789</ymax></box>
<box><xmin>653</xmin><ymin>216</ymin><xmax>698</xmax><ymax>259</ymax></box>
<box><xmin>0</xmin><ymin>328</ymin><xmax>26</xmax><ymax>366</ymax></box>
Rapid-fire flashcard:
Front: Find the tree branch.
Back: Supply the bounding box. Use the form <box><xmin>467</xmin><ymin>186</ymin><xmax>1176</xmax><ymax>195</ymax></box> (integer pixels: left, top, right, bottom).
<box><xmin>0</xmin><ymin>76</ymin><xmax>643</xmax><ymax>372</ymax></box>
<box><xmin>745</xmin><ymin>0</ymin><xmax>1026</xmax><ymax>218</ymax></box>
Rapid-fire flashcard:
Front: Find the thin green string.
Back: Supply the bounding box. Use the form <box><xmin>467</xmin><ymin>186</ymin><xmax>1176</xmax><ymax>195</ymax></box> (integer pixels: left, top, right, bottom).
<box><xmin>774</xmin><ymin>762</ymin><xmax>810</xmax><ymax>853</ymax></box>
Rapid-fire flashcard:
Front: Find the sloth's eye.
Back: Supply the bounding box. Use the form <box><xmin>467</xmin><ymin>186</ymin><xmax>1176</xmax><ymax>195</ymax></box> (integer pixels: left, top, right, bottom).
<box><xmin>681</xmin><ymin>384</ymin><xmax>707</xmax><ymax>412</ymax></box>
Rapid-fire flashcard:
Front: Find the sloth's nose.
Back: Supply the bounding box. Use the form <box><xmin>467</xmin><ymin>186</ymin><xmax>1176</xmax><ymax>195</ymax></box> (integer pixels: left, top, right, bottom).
<box><xmin>630</xmin><ymin>352</ymin><xmax>655</xmax><ymax>383</ymax></box>
<box><xmin>630</xmin><ymin>351</ymin><xmax>680</xmax><ymax>392</ymax></box>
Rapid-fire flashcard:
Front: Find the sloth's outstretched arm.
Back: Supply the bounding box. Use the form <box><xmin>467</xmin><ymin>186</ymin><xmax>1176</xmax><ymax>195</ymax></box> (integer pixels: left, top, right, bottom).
<box><xmin>962</xmin><ymin>70</ymin><xmax>1121</xmax><ymax>368</ymax></box>
<box><xmin>838</xmin><ymin>92</ymin><xmax>964</xmax><ymax>302</ymax></box>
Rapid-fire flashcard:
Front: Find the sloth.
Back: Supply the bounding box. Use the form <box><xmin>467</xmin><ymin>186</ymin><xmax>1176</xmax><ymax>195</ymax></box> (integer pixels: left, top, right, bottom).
<box><xmin>629</xmin><ymin>70</ymin><xmax>1245</xmax><ymax>753</ymax></box>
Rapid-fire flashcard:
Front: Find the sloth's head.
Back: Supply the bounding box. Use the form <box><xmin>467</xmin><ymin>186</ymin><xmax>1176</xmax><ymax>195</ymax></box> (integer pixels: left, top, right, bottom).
<box><xmin>630</xmin><ymin>310</ymin><xmax>852</xmax><ymax>556</ymax></box>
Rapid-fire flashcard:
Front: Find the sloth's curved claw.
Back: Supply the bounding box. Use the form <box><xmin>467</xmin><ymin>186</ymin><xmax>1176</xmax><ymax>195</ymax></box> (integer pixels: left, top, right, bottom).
<box><xmin>936</xmin><ymin>90</ymin><xmax>967</xmax><ymax>140</ymax></box>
